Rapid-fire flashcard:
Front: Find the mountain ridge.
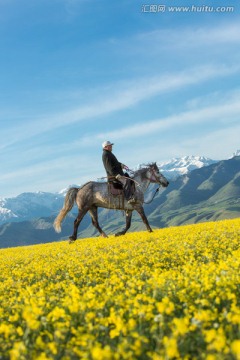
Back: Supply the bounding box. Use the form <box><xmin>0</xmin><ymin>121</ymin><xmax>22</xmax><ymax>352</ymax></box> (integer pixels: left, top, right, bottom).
<box><xmin>158</xmin><ymin>155</ymin><xmax>217</xmax><ymax>179</ymax></box>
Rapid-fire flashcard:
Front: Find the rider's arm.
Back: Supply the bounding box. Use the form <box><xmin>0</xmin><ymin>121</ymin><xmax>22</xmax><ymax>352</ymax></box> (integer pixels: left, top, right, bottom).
<box><xmin>121</xmin><ymin>164</ymin><xmax>129</xmax><ymax>170</ymax></box>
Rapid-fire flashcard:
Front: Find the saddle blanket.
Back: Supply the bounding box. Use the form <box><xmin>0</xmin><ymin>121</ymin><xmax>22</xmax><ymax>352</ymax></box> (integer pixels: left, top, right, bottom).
<box><xmin>108</xmin><ymin>182</ymin><xmax>123</xmax><ymax>196</ymax></box>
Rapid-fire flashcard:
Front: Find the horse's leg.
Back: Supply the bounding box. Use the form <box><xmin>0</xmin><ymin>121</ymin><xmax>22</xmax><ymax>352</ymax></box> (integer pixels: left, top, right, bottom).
<box><xmin>69</xmin><ymin>207</ymin><xmax>88</xmax><ymax>242</ymax></box>
<box><xmin>134</xmin><ymin>205</ymin><xmax>153</xmax><ymax>233</ymax></box>
<box><xmin>115</xmin><ymin>210</ymin><xmax>133</xmax><ymax>237</ymax></box>
<box><xmin>88</xmin><ymin>206</ymin><xmax>108</xmax><ymax>238</ymax></box>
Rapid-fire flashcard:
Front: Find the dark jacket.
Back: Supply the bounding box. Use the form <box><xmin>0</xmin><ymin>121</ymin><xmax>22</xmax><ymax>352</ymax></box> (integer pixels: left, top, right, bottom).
<box><xmin>102</xmin><ymin>149</ymin><xmax>124</xmax><ymax>178</ymax></box>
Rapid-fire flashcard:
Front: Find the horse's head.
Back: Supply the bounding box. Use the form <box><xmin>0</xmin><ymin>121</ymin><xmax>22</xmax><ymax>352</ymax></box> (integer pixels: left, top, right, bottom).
<box><xmin>147</xmin><ymin>163</ymin><xmax>169</xmax><ymax>188</ymax></box>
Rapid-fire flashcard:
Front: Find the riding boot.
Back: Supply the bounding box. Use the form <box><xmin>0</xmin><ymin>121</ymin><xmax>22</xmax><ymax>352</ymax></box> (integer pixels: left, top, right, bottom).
<box><xmin>124</xmin><ymin>179</ymin><xmax>136</xmax><ymax>203</ymax></box>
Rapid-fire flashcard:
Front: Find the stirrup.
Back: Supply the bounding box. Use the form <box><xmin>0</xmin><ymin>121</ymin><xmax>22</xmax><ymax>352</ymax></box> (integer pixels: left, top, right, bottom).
<box><xmin>127</xmin><ymin>197</ymin><xmax>136</xmax><ymax>204</ymax></box>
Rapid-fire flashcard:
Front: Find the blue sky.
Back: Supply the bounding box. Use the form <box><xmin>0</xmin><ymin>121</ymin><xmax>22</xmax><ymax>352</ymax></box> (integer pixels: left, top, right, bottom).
<box><xmin>1</xmin><ymin>0</ymin><xmax>240</xmax><ymax>197</ymax></box>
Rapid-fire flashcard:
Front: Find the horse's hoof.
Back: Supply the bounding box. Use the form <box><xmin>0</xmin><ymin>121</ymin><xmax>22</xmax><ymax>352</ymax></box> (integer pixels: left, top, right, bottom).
<box><xmin>68</xmin><ymin>236</ymin><xmax>76</xmax><ymax>244</ymax></box>
<box><xmin>101</xmin><ymin>233</ymin><xmax>108</xmax><ymax>238</ymax></box>
<box><xmin>115</xmin><ymin>232</ymin><xmax>124</xmax><ymax>237</ymax></box>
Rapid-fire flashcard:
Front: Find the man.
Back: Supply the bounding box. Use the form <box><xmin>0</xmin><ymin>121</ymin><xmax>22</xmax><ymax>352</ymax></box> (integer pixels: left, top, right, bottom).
<box><xmin>102</xmin><ymin>141</ymin><xmax>135</xmax><ymax>204</ymax></box>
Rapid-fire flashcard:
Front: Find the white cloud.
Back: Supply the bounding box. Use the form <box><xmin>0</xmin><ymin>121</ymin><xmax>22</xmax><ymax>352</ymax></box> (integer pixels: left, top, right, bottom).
<box><xmin>79</xmin><ymin>93</ymin><xmax>240</xmax><ymax>144</ymax></box>
<box><xmin>2</xmin><ymin>91</ymin><xmax>240</xmax><ymax>197</ymax></box>
<box><xmin>115</xmin><ymin>123</ymin><xmax>240</xmax><ymax>166</ymax></box>
<box><xmin>134</xmin><ymin>21</ymin><xmax>240</xmax><ymax>51</ymax></box>
<box><xmin>183</xmin><ymin>22</ymin><xmax>240</xmax><ymax>45</ymax></box>
<box><xmin>177</xmin><ymin>125</ymin><xmax>240</xmax><ymax>160</ymax></box>
<box><xmin>0</xmin><ymin>152</ymin><xmax>99</xmax><ymax>196</ymax></box>
<box><xmin>2</xmin><ymin>63</ymin><xmax>239</xmax><ymax>151</ymax></box>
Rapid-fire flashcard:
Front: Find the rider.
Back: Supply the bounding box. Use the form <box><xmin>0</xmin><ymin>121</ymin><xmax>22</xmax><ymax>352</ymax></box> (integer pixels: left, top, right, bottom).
<box><xmin>102</xmin><ymin>141</ymin><xmax>135</xmax><ymax>204</ymax></box>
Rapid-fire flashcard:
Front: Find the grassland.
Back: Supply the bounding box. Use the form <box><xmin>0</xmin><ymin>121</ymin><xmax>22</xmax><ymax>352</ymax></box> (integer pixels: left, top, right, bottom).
<box><xmin>0</xmin><ymin>219</ymin><xmax>239</xmax><ymax>359</ymax></box>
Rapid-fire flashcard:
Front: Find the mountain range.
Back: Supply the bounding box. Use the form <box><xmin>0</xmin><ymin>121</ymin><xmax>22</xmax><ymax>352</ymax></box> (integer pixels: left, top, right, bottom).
<box><xmin>157</xmin><ymin>155</ymin><xmax>217</xmax><ymax>179</ymax></box>
<box><xmin>0</xmin><ymin>153</ymin><xmax>239</xmax><ymax>248</ymax></box>
<box><xmin>0</xmin><ymin>155</ymin><xmax>217</xmax><ymax>225</ymax></box>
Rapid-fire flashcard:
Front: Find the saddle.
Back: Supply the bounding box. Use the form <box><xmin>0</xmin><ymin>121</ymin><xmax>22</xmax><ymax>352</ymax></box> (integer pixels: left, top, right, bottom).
<box><xmin>108</xmin><ymin>178</ymin><xmax>135</xmax><ymax>198</ymax></box>
<box><xmin>108</xmin><ymin>181</ymin><xmax>124</xmax><ymax>196</ymax></box>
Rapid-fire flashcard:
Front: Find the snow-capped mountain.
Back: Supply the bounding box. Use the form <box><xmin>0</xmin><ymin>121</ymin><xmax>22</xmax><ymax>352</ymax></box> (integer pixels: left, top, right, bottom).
<box><xmin>58</xmin><ymin>184</ymin><xmax>81</xmax><ymax>197</ymax></box>
<box><xmin>0</xmin><ymin>192</ymin><xmax>64</xmax><ymax>226</ymax></box>
<box><xmin>158</xmin><ymin>155</ymin><xmax>218</xmax><ymax>180</ymax></box>
<box><xmin>0</xmin><ymin>203</ymin><xmax>18</xmax><ymax>223</ymax></box>
<box><xmin>232</xmin><ymin>150</ymin><xmax>240</xmax><ymax>157</ymax></box>
<box><xmin>0</xmin><ymin>155</ymin><xmax>222</xmax><ymax>225</ymax></box>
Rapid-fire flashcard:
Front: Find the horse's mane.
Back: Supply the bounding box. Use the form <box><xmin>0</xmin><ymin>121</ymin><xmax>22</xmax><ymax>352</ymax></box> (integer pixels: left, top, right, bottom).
<box><xmin>132</xmin><ymin>162</ymin><xmax>156</xmax><ymax>177</ymax></box>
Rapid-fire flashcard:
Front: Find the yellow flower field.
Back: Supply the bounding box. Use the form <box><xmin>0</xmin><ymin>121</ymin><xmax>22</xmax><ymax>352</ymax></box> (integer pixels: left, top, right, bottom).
<box><xmin>0</xmin><ymin>218</ymin><xmax>239</xmax><ymax>360</ymax></box>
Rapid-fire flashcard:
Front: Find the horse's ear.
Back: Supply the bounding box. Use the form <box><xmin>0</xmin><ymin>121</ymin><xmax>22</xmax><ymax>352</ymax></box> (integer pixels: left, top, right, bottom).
<box><xmin>153</xmin><ymin>162</ymin><xmax>159</xmax><ymax>171</ymax></box>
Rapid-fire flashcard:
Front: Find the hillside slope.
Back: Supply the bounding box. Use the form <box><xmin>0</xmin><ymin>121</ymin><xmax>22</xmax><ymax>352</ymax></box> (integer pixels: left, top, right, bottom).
<box><xmin>147</xmin><ymin>156</ymin><xmax>240</xmax><ymax>226</ymax></box>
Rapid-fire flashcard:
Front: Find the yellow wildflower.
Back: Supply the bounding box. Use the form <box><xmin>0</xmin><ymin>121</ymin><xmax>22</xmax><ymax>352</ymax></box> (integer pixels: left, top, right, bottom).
<box><xmin>231</xmin><ymin>340</ymin><xmax>240</xmax><ymax>360</ymax></box>
<box><xmin>172</xmin><ymin>317</ymin><xmax>189</xmax><ymax>336</ymax></box>
<box><xmin>9</xmin><ymin>342</ymin><xmax>26</xmax><ymax>360</ymax></box>
<box><xmin>163</xmin><ymin>336</ymin><xmax>179</xmax><ymax>358</ymax></box>
<box><xmin>0</xmin><ymin>218</ymin><xmax>239</xmax><ymax>359</ymax></box>
<box><xmin>91</xmin><ymin>345</ymin><xmax>112</xmax><ymax>360</ymax></box>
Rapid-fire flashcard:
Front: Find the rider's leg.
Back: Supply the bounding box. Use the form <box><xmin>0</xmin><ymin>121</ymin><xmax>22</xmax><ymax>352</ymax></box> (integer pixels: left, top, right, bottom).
<box><xmin>115</xmin><ymin>175</ymin><xmax>135</xmax><ymax>203</ymax></box>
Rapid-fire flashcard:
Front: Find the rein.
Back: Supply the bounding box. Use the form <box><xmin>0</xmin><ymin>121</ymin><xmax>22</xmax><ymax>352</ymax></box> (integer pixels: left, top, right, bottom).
<box><xmin>99</xmin><ymin>166</ymin><xmax>163</xmax><ymax>203</ymax></box>
<box><xmin>143</xmin><ymin>167</ymin><xmax>161</xmax><ymax>204</ymax></box>
<box><xmin>98</xmin><ymin>175</ymin><xmax>141</xmax><ymax>187</ymax></box>
<box><xmin>144</xmin><ymin>187</ymin><xmax>160</xmax><ymax>204</ymax></box>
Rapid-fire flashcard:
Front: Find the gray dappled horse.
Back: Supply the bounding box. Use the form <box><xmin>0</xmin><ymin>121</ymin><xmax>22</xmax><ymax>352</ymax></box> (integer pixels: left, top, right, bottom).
<box><xmin>54</xmin><ymin>163</ymin><xmax>169</xmax><ymax>242</ymax></box>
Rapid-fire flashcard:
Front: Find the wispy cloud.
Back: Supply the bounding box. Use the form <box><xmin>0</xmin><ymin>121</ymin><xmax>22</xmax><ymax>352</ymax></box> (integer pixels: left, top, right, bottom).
<box><xmin>79</xmin><ymin>92</ymin><xmax>240</xmax><ymax>144</ymax></box>
<box><xmin>180</xmin><ymin>22</ymin><xmax>240</xmax><ymax>45</ymax></box>
<box><xmin>125</xmin><ymin>123</ymin><xmax>240</xmax><ymax>164</ymax></box>
<box><xmin>133</xmin><ymin>21</ymin><xmax>240</xmax><ymax>52</ymax></box>
<box><xmin>2</xmin><ymin>63</ymin><xmax>239</xmax><ymax>151</ymax></box>
<box><xmin>181</xmin><ymin>125</ymin><xmax>240</xmax><ymax>159</ymax></box>
<box><xmin>0</xmin><ymin>152</ymin><xmax>96</xmax><ymax>195</ymax></box>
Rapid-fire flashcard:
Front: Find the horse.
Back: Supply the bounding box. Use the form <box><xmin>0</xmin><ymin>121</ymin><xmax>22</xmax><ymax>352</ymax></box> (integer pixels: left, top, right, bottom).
<box><xmin>54</xmin><ymin>162</ymin><xmax>169</xmax><ymax>241</ymax></box>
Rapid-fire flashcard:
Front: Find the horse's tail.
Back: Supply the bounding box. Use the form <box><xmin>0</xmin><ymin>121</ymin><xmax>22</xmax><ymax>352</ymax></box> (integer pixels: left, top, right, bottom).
<box><xmin>53</xmin><ymin>187</ymin><xmax>79</xmax><ymax>233</ymax></box>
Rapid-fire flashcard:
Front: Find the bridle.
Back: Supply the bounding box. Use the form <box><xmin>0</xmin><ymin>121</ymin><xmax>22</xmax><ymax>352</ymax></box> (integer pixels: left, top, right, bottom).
<box><xmin>127</xmin><ymin>166</ymin><xmax>161</xmax><ymax>187</ymax></box>
<box><xmin>146</xmin><ymin>166</ymin><xmax>161</xmax><ymax>184</ymax></box>
<box><xmin>98</xmin><ymin>165</ymin><xmax>166</xmax><ymax>204</ymax></box>
<box><xmin>143</xmin><ymin>166</ymin><xmax>162</xmax><ymax>204</ymax></box>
